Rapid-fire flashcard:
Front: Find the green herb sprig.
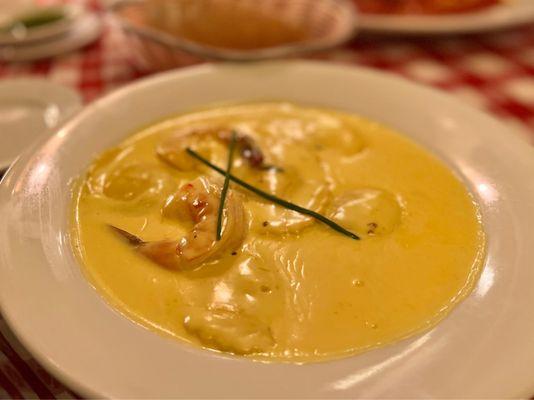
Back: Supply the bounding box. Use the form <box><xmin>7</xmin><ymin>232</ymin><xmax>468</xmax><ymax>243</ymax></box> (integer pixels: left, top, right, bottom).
<box><xmin>186</xmin><ymin>148</ymin><xmax>360</xmax><ymax>241</ymax></box>
<box><xmin>216</xmin><ymin>131</ymin><xmax>237</xmax><ymax>240</ymax></box>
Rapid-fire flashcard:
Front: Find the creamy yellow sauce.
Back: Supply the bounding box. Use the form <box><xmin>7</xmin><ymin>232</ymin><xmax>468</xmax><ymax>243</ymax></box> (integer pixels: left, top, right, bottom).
<box><xmin>71</xmin><ymin>102</ymin><xmax>485</xmax><ymax>362</ymax></box>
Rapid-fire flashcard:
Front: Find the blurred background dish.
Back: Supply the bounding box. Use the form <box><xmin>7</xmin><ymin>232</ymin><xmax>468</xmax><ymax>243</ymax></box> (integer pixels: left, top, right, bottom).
<box><xmin>110</xmin><ymin>0</ymin><xmax>358</xmax><ymax>70</ymax></box>
<box><xmin>355</xmin><ymin>0</ymin><xmax>534</xmax><ymax>35</ymax></box>
<box><xmin>0</xmin><ymin>4</ymin><xmax>82</xmax><ymax>46</ymax></box>
<box><xmin>0</xmin><ymin>12</ymin><xmax>103</xmax><ymax>62</ymax></box>
<box><xmin>354</xmin><ymin>0</ymin><xmax>501</xmax><ymax>15</ymax></box>
<box><xmin>0</xmin><ymin>78</ymin><xmax>81</xmax><ymax>170</ymax></box>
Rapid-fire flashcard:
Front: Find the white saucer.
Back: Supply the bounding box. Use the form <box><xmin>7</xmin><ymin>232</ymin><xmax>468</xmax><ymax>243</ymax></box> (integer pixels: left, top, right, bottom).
<box><xmin>0</xmin><ymin>79</ymin><xmax>81</xmax><ymax>169</ymax></box>
<box><xmin>0</xmin><ymin>13</ymin><xmax>102</xmax><ymax>62</ymax></box>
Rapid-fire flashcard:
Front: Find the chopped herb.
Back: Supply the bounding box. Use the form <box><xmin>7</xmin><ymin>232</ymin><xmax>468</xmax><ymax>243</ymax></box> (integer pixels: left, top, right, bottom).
<box><xmin>186</xmin><ymin>148</ymin><xmax>360</xmax><ymax>241</ymax></box>
<box><xmin>259</xmin><ymin>164</ymin><xmax>284</xmax><ymax>173</ymax></box>
<box><xmin>216</xmin><ymin>130</ymin><xmax>237</xmax><ymax>240</ymax></box>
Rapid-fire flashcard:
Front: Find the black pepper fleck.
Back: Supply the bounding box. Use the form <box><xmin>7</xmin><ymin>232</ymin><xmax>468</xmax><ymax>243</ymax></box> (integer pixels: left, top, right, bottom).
<box><xmin>367</xmin><ymin>222</ymin><xmax>378</xmax><ymax>234</ymax></box>
<box><xmin>262</xmin><ymin>221</ymin><xmax>269</xmax><ymax>227</ymax></box>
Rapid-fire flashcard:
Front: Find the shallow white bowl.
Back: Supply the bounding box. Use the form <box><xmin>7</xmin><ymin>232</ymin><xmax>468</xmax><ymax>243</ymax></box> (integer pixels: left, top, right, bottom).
<box><xmin>1</xmin><ymin>61</ymin><xmax>534</xmax><ymax>398</ymax></box>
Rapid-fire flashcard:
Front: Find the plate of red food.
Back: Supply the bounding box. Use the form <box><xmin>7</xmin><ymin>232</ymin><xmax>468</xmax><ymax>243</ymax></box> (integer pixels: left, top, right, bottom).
<box><xmin>354</xmin><ymin>0</ymin><xmax>534</xmax><ymax>35</ymax></box>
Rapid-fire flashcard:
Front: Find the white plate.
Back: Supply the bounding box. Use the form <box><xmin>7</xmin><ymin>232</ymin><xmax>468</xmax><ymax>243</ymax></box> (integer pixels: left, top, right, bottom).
<box><xmin>0</xmin><ymin>5</ymin><xmax>82</xmax><ymax>46</ymax></box>
<box><xmin>359</xmin><ymin>0</ymin><xmax>534</xmax><ymax>35</ymax></box>
<box><xmin>0</xmin><ymin>13</ymin><xmax>102</xmax><ymax>62</ymax></box>
<box><xmin>0</xmin><ymin>62</ymin><xmax>534</xmax><ymax>398</ymax></box>
<box><xmin>0</xmin><ymin>78</ymin><xmax>81</xmax><ymax>170</ymax></box>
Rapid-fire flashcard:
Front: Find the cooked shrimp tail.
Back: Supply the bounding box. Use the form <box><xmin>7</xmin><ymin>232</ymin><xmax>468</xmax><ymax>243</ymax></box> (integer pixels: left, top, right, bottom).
<box><xmin>110</xmin><ymin>225</ymin><xmax>145</xmax><ymax>246</ymax></box>
<box><xmin>109</xmin><ymin>177</ymin><xmax>247</xmax><ymax>271</ymax></box>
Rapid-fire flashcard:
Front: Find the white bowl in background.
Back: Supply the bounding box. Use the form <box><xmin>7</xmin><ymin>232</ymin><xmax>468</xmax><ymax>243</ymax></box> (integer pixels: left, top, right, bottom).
<box><xmin>0</xmin><ymin>4</ymin><xmax>82</xmax><ymax>46</ymax></box>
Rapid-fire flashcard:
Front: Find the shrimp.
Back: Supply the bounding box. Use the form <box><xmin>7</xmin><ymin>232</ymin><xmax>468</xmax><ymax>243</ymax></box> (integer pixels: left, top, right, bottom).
<box><xmin>245</xmin><ymin>165</ymin><xmax>331</xmax><ymax>234</ymax></box>
<box><xmin>157</xmin><ymin>126</ymin><xmax>331</xmax><ymax>234</ymax></box>
<box><xmin>239</xmin><ymin>146</ymin><xmax>331</xmax><ymax>234</ymax></box>
<box><xmin>156</xmin><ymin>127</ymin><xmax>267</xmax><ymax>171</ymax></box>
<box><xmin>111</xmin><ymin>177</ymin><xmax>247</xmax><ymax>270</ymax></box>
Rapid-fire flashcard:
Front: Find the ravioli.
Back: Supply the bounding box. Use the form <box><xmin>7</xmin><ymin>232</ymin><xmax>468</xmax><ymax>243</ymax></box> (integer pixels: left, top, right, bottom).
<box><xmin>71</xmin><ymin>102</ymin><xmax>485</xmax><ymax>362</ymax></box>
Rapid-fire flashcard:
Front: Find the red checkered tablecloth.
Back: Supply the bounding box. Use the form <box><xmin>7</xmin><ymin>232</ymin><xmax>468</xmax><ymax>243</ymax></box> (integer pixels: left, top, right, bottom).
<box><xmin>0</xmin><ymin>2</ymin><xmax>533</xmax><ymax>398</ymax></box>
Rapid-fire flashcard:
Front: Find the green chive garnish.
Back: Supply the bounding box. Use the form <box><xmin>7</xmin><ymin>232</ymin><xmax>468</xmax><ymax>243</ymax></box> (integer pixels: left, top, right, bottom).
<box><xmin>187</xmin><ymin>148</ymin><xmax>360</xmax><ymax>241</ymax></box>
<box><xmin>216</xmin><ymin>131</ymin><xmax>237</xmax><ymax>240</ymax></box>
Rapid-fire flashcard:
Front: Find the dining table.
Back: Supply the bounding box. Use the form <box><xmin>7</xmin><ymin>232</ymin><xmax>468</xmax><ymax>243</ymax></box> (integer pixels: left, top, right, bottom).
<box><xmin>0</xmin><ymin>1</ymin><xmax>533</xmax><ymax>398</ymax></box>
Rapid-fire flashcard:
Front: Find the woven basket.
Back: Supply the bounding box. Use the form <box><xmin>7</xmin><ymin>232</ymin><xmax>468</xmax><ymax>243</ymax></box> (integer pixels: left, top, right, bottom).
<box><xmin>110</xmin><ymin>0</ymin><xmax>357</xmax><ymax>71</ymax></box>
